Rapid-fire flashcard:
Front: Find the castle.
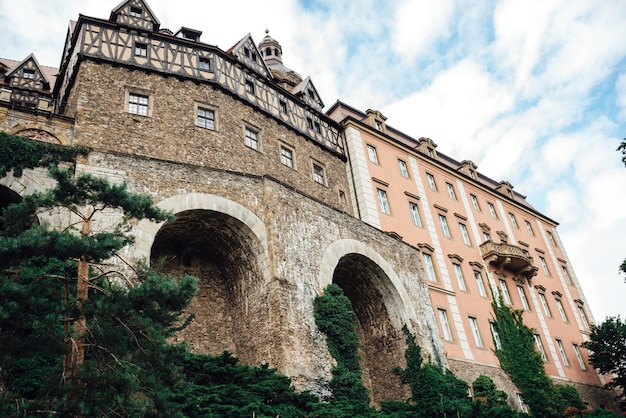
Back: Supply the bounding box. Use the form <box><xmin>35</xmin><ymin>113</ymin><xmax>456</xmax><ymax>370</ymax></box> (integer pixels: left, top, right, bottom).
<box><xmin>0</xmin><ymin>0</ymin><xmax>616</xmax><ymax>409</ymax></box>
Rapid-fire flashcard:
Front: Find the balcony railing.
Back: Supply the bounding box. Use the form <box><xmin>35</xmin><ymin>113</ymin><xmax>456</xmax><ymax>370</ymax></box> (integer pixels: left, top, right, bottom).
<box><xmin>480</xmin><ymin>240</ymin><xmax>538</xmax><ymax>283</ymax></box>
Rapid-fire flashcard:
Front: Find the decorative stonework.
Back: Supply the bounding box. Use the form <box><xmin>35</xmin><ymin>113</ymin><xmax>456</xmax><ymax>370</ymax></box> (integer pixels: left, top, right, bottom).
<box><xmin>480</xmin><ymin>240</ymin><xmax>539</xmax><ymax>283</ymax></box>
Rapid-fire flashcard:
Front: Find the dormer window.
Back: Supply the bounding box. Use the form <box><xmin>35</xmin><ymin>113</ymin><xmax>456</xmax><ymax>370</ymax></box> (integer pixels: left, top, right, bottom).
<box><xmin>22</xmin><ymin>69</ymin><xmax>35</xmax><ymax>79</ymax></box>
<box><xmin>307</xmin><ymin>88</ymin><xmax>315</xmax><ymax>99</ymax></box>
<box><xmin>375</xmin><ymin>120</ymin><xmax>383</xmax><ymax>131</ymax></box>
<box><xmin>130</xmin><ymin>6</ymin><xmax>143</xmax><ymax>18</ymax></box>
<box><xmin>244</xmin><ymin>47</ymin><xmax>250</xmax><ymax>58</ymax></box>
<box><xmin>427</xmin><ymin>148</ymin><xmax>434</xmax><ymax>158</ymax></box>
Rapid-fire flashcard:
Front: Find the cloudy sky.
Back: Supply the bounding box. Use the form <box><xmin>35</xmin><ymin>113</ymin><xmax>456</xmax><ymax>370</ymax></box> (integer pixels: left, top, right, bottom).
<box><xmin>1</xmin><ymin>0</ymin><xmax>625</xmax><ymax>320</ymax></box>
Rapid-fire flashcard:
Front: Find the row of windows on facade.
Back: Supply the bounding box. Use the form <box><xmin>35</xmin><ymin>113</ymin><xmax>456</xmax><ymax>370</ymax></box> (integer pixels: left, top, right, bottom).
<box><xmin>127</xmin><ymin>93</ymin><xmax>328</xmax><ymax>186</ymax></box>
<box><xmin>367</xmin><ymin>144</ymin><xmax>558</xmax><ymax>246</ymax></box>
<box><xmin>436</xmin><ymin>307</ymin><xmax>588</xmax><ymax>369</ymax></box>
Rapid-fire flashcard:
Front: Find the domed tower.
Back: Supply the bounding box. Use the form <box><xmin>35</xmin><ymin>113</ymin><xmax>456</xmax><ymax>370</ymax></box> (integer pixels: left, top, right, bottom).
<box><xmin>259</xmin><ymin>30</ymin><xmax>302</xmax><ymax>90</ymax></box>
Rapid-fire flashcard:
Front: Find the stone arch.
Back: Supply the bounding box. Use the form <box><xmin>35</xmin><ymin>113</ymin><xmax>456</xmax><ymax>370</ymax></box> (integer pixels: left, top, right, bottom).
<box><xmin>134</xmin><ymin>193</ymin><xmax>275</xmax><ymax>367</ymax></box>
<box><xmin>7</xmin><ymin>122</ymin><xmax>70</xmax><ymax>145</ymax></box>
<box><xmin>318</xmin><ymin>239</ymin><xmax>415</xmax><ymax>404</ymax></box>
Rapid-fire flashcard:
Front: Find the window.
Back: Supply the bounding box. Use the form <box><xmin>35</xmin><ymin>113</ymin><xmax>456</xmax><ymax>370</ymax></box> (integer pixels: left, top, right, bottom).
<box><xmin>130</xmin><ymin>6</ymin><xmax>143</xmax><ymax>17</ymax></box>
<box><xmin>426</xmin><ymin>173</ymin><xmax>437</xmax><ymax>191</ymax></box>
<box><xmin>469</xmin><ymin>317</ymin><xmax>483</xmax><ymax>348</ymax></box>
<box><xmin>446</xmin><ymin>182</ymin><xmax>457</xmax><ymax>200</ymax></box>
<box><xmin>427</xmin><ymin>148</ymin><xmax>434</xmax><ymax>158</ymax></box>
<box><xmin>499</xmin><ymin>279</ymin><xmax>511</xmax><ymax>305</ymax></box>
<box><xmin>377</xmin><ymin>189</ymin><xmax>390</xmax><ymax>214</ymax></box>
<box><xmin>307</xmin><ymin>88</ymin><xmax>314</xmax><ymax>99</ymax></box>
<box><xmin>470</xmin><ymin>194</ymin><xmax>481</xmax><ymax>211</ymax></box>
<box><xmin>490</xmin><ymin>322</ymin><xmax>502</xmax><ymax>349</ymax></box>
<box><xmin>437</xmin><ymin>308</ymin><xmax>453</xmax><ymax>341</ymax></box>
<box><xmin>280</xmin><ymin>146</ymin><xmax>293</xmax><ymax>168</ymax></box>
<box><xmin>452</xmin><ymin>263</ymin><xmax>466</xmax><ymax>291</ymax></box>
<box><xmin>243</xmin><ymin>46</ymin><xmax>251</xmax><ymax>58</ymax></box>
<box><xmin>578</xmin><ymin>305</ymin><xmax>590</xmax><ymax>329</ymax></box>
<box><xmin>555</xmin><ymin>299</ymin><xmax>568</xmax><ymax>322</ymax></box>
<box><xmin>375</xmin><ymin>120</ymin><xmax>383</xmax><ymax>131</ymax></box>
<box><xmin>398</xmin><ymin>159</ymin><xmax>409</xmax><ymax>178</ymax></box>
<box><xmin>423</xmin><ymin>253</ymin><xmax>437</xmax><ymax>282</ymax></box>
<box><xmin>279</xmin><ymin>100</ymin><xmax>287</xmax><ymax>113</ymax></box>
<box><xmin>525</xmin><ymin>220</ymin><xmax>534</xmax><ymax>236</ymax></box>
<box><xmin>197</xmin><ymin>107</ymin><xmax>215</xmax><ymax>130</ymax></box>
<box><xmin>313</xmin><ymin>163</ymin><xmax>325</xmax><ymax>185</ymax></box>
<box><xmin>517</xmin><ymin>394</ymin><xmax>529</xmax><ymax>413</ymax></box>
<box><xmin>539</xmin><ymin>293</ymin><xmax>552</xmax><ymax>317</ymax></box>
<box><xmin>306</xmin><ymin>117</ymin><xmax>314</xmax><ymax>129</ymax></box>
<box><xmin>469</xmin><ymin>169</ymin><xmax>476</xmax><ymax>179</ymax></box>
<box><xmin>367</xmin><ymin>144</ymin><xmax>379</xmax><ymax>164</ymax></box>
<box><xmin>474</xmin><ymin>271</ymin><xmax>487</xmax><ymax>297</ymax></box>
<box><xmin>561</xmin><ymin>266</ymin><xmax>572</xmax><ymax>285</ymax></box>
<box><xmin>556</xmin><ymin>339</ymin><xmax>569</xmax><ymax>366</ymax></box>
<box><xmin>487</xmin><ymin>202</ymin><xmax>498</xmax><ymax>219</ymax></box>
<box><xmin>534</xmin><ymin>333</ymin><xmax>548</xmax><ymax>362</ymax></box>
<box><xmin>547</xmin><ymin>231</ymin><xmax>556</xmax><ymax>246</ymax></box>
<box><xmin>134</xmin><ymin>42</ymin><xmax>147</xmax><ymax>57</ymax></box>
<box><xmin>573</xmin><ymin>344</ymin><xmax>586</xmax><ymax>369</ymax></box>
<box><xmin>483</xmin><ymin>232</ymin><xmax>491</xmax><ymax>242</ymax></box>
<box><xmin>314</xmin><ymin>122</ymin><xmax>321</xmax><ymax>134</ymax></box>
<box><xmin>438</xmin><ymin>214</ymin><xmax>451</xmax><ymax>238</ymax></box>
<box><xmin>459</xmin><ymin>223</ymin><xmax>471</xmax><ymax>246</ymax></box>
<box><xmin>128</xmin><ymin>93</ymin><xmax>149</xmax><ymax>116</ymax></box>
<box><xmin>245</xmin><ymin>80</ymin><xmax>255</xmax><ymax>94</ymax></box>
<box><xmin>244</xmin><ymin>127</ymin><xmax>259</xmax><ymax>150</ymax></box>
<box><xmin>409</xmin><ymin>202</ymin><xmax>422</xmax><ymax>227</ymax></box>
<box><xmin>517</xmin><ymin>285</ymin><xmax>530</xmax><ymax>311</ymax></box>
<box><xmin>199</xmin><ymin>57</ymin><xmax>211</xmax><ymax>70</ymax></box>
<box><xmin>509</xmin><ymin>213</ymin><xmax>518</xmax><ymax>228</ymax></box>
<box><xmin>22</xmin><ymin>69</ymin><xmax>35</xmax><ymax>79</ymax></box>
<box><xmin>539</xmin><ymin>256</ymin><xmax>550</xmax><ymax>276</ymax></box>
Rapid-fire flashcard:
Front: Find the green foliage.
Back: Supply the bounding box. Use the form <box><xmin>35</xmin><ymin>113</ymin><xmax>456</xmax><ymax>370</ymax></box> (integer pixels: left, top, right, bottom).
<box><xmin>583</xmin><ymin>316</ymin><xmax>626</xmax><ymax>396</ymax></box>
<box><xmin>0</xmin><ymin>131</ymin><xmax>88</xmax><ymax>177</ymax></box>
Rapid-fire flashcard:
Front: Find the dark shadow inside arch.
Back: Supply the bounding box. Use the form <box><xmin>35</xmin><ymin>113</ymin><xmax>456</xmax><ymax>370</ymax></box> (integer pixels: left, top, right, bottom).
<box><xmin>0</xmin><ymin>185</ymin><xmax>24</xmax><ymax>230</ymax></box>
<box><xmin>150</xmin><ymin>209</ymin><xmax>273</xmax><ymax>367</ymax></box>
<box><xmin>332</xmin><ymin>253</ymin><xmax>410</xmax><ymax>404</ymax></box>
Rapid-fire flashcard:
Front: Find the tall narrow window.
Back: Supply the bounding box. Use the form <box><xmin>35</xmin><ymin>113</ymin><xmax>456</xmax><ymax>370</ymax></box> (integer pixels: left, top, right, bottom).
<box><xmin>474</xmin><ymin>271</ymin><xmax>487</xmax><ymax>297</ymax></box>
<box><xmin>573</xmin><ymin>344</ymin><xmax>586</xmax><ymax>369</ymax></box>
<box><xmin>577</xmin><ymin>305</ymin><xmax>590</xmax><ymax>329</ymax></box>
<box><xmin>517</xmin><ymin>394</ymin><xmax>529</xmax><ymax>413</ymax></box>
<box><xmin>426</xmin><ymin>173</ymin><xmax>437</xmax><ymax>191</ymax></box>
<box><xmin>547</xmin><ymin>231</ymin><xmax>556</xmax><ymax>246</ymax></box>
<box><xmin>439</xmin><ymin>214</ymin><xmax>451</xmax><ymax>238</ymax></box>
<box><xmin>556</xmin><ymin>339</ymin><xmax>569</xmax><ymax>366</ymax></box>
<box><xmin>459</xmin><ymin>223</ymin><xmax>471</xmax><ymax>246</ymax></box>
<box><xmin>244</xmin><ymin>127</ymin><xmax>259</xmax><ymax>150</ymax></box>
<box><xmin>539</xmin><ymin>256</ymin><xmax>550</xmax><ymax>276</ymax></box>
<box><xmin>517</xmin><ymin>285</ymin><xmax>530</xmax><ymax>311</ymax></box>
<box><xmin>487</xmin><ymin>202</ymin><xmax>498</xmax><ymax>219</ymax></box>
<box><xmin>423</xmin><ymin>253</ymin><xmax>437</xmax><ymax>282</ymax></box>
<box><xmin>398</xmin><ymin>159</ymin><xmax>409</xmax><ymax>177</ymax></box>
<box><xmin>279</xmin><ymin>100</ymin><xmax>287</xmax><ymax>113</ymax></box>
<box><xmin>377</xmin><ymin>189</ymin><xmax>390</xmax><ymax>214</ymax></box>
<box><xmin>280</xmin><ymin>146</ymin><xmax>293</xmax><ymax>168</ymax></box>
<box><xmin>437</xmin><ymin>309</ymin><xmax>452</xmax><ymax>341</ymax></box>
<box><xmin>128</xmin><ymin>93</ymin><xmax>149</xmax><ymax>116</ymax></box>
<box><xmin>483</xmin><ymin>232</ymin><xmax>491</xmax><ymax>242</ymax></box>
<box><xmin>534</xmin><ymin>333</ymin><xmax>548</xmax><ymax>362</ymax></box>
<box><xmin>367</xmin><ymin>144</ymin><xmax>379</xmax><ymax>164</ymax></box>
<box><xmin>539</xmin><ymin>293</ymin><xmax>552</xmax><ymax>317</ymax></box>
<box><xmin>409</xmin><ymin>202</ymin><xmax>422</xmax><ymax>227</ymax></box>
<box><xmin>245</xmin><ymin>79</ymin><xmax>255</xmax><ymax>94</ymax></box>
<box><xmin>452</xmin><ymin>263</ymin><xmax>466</xmax><ymax>291</ymax></box>
<box><xmin>499</xmin><ymin>279</ymin><xmax>512</xmax><ymax>305</ymax></box>
<box><xmin>469</xmin><ymin>317</ymin><xmax>483</xmax><ymax>348</ymax></box>
<box><xmin>313</xmin><ymin>163</ymin><xmax>325</xmax><ymax>185</ymax></box>
<box><xmin>525</xmin><ymin>220</ymin><xmax>535</xmax><ymax>236</ymax></box>
<box><xmin>197</xmin><ymin>107</ymin><xmax>215</xmax><ymax>130</ymax></box>
<box><xmin>556</xmin><ymin>299</ymin><xmax>568</xmax><ymax>322</ymax></box>
<box><xmin>490</xmin><ymin>322</ymin><xmax>502</xmax><ymax>349</ymax></box>
<box><xmin>446</xmin><ymin>182</ymin><xmax>457</xmax><ymax>200</ymax></box>
<box><xmin>470</xmin><ymin>194</ymin><xmax>481</xmax><ymax>211</ymax></box>
<box><xmin>561</xmin><ymin>266</ymin><xmax>572</xmax><ymax>285</ymax></box>
<box><xmin>509</xmin><ymin>213</ymin><xmax>519</xmax><ymax>228</ymax></box>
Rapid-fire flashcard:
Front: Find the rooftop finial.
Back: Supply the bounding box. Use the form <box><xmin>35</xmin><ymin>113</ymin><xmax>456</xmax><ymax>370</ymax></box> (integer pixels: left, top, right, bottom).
<box><xmin>265</xmin><ymin>28</ymin><xmax>269</xmax><ymax>35</ymax></box>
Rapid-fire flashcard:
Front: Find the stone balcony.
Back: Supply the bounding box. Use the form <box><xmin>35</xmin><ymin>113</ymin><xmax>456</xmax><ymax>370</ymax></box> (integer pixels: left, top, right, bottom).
<box><xmin>479</xmin><ymin>240</ymin><xmax>539</xmax><ymax>283</ymax></box>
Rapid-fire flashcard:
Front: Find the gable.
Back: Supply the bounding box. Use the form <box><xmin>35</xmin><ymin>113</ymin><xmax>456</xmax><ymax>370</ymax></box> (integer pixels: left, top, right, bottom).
<box><xmin>110</xmin><ymin>0</ymin><xmax>160</xmax><ymax>32</ymax></box>
<box><xmin>6</xmin><ymin>54</ymin><xmax>51</xmax><ymax>92</ymax></box>
<box><xmin>229</xmin><ymin>34</ymin><xmax>271</xmax><ymax>78</ymax></box>
<box><xmin>292</xmin><ymin>76</ymin><xmax>324</xmax><ymax>110</ymax></box>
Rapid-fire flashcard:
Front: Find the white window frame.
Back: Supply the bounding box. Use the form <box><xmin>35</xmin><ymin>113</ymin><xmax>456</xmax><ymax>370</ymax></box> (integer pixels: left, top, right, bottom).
<box><xmin>377</xmin><ymin>188</ymin><xmax>390</xmax><ymax>214</ymax></box>
<box><xmin>134</xmin><ymin>42</ymin><xmax>148</xmax><ymax>57</ymax></box>
<box><xmin>280</xmin><ymin>145</ymin><xmax>294</xmax><ymax>168</ymax></box>
<box><xmin>517</xmin><ymin>394</ymin><xmax>528</xmax><ymax>413</ymax></box>
<box><xmin>426</xmin><ymin>173</ymin><xmax>437</xmax><ymax>191</ymax></box>
<box><xmin>367</xmin><ymin>144</ymin><xmax>379</xmax><ymax>164</ymax></box>
<box><xmin>556</xmin><ymin>299</ymin><xmax>568</xmax><ymax>322</ymax></box>
<box><xmin>517</xmin><ymin>285</ymin><xmax>530</xmax><ymax>311</ymax></box>
<box><xmin>556</xmin><ymin>339</ymin><xmax>569</xmax><ymax>366</ymax></box>
<box><xmin>561</xmin><ymin>266</ymin><xmax>572</xmax><ymax>285</ymax></box>
<box><xmin>539</xmin><ymin>293</ymin><xmax>552</xmax><ymax>317</ymax></box>
<box><xmin>22</xmin><ymin>68</ymin><xmax>35</xmax><ymax>79</ymax></box>
<box><xmin>245</xmin><ymin>79</ymin><xmax>255</xmax><ymax>94</ymax></box>
<box><xmin>312</xmin><ymin>162</ymin><xmax>325</xmax><ymax>185</ymax></box>
<box><xmin>196</xmin><ymin>106</ymin><xmax>215</xmax><ymax>130</ymax></box>
<box><xmin>437</xmin><ymin>308</ymin><xmax>453</xmax><ymax>341</ymax></box>
<box><xmin>547</xmin><ymin>231</ymin><xmax>556</xmax><ymax>246</ymax></box>
<box><xmin>446</xmin><ymin>182</ymin><xmax>456</xmax><ymax>200</ymax></box>
<box><xmin>487</xmin><ymin>202</ymin><xmax>498</xmax><ymax>219</ymax></box>
<box><xmin>398</xmin><ymin>159</ymin><xmax>409</xmax><ymax>178</ymax></box>
<box><xmin>539</xmin><ymin>256</ymin><xmax>550</xmax><ymax>276</ymax></box>
<box><xmin>452</xmin><ymin>263</ymin><xmax>466</xmax><ymax>291</ymax></box>
<box><xmin>130</xmin><ymin>6</ymin><xmax>143</xmax><ymax>17</ymax></box>
<box><xmin>474</xmin><ymin>271</ymin><xmax>487</xmax><ymax>298</ymax></box>
<box><xmin>499</xmin><ymin>279</ymin><xmax>512</xmax><ymax>305</ymax></box>
<box><xmin>525</xmin><ymin>220</ymin><xmax>534</xmax><ymax>236</ymax></box>
<box><xmin>409</xmin><ymin>202</ymin><xmax>422</xmax><ymax>227</ymax></box>
<box><xmin>244</xmin><ymin>126</ymin><xmax>259</xmax><ymax>150</ymax></box>
<box><xmin>470</xmin><ymin>194</ymin><xmax>480</xmax><ymax>211</ymax></box>
<box><xmin>509</xmin><ymin>213</ymin><xmax>518</xmax><ymax>228</ymax></box>
<box><xmin>128</xmin><ymin>93</ymin><xmax>149</xmax><ymax>116</ymax></box>
<box><xmin>490</xmin><ymin>322</ymin><xmax>502</xmax><ymax>350</ymax></box>
<box><xmin>573</xmin><ymin>344</ymin><xmax>586</xmax><ymax>369</ymax></box>
<box><xmin>534</xmin><ymin>333</ymin><xmax>548</xmax><ymax>362</ymax></box>
<box><xmin>459</xmin><ymin>223</ymin><xmax>471</xmax><ymax>246</ymax></box>
<box><xmin>199</xmin><ymin>57</ymin><xmax>211</xmax><ymax>71</ymax></box>
<box><xmin>469</xmin><ymin>316</ymin><xmax>483</xmax><ymax>348</ymax></box>
<box><xmin>578</xmin><ymin>305</ymin><xmax>590</xmax><ymax>329</ymax></box>
<box><xmin>439</xmin><ymin>214</ymin><xmax>451</xmax><ymax>238</ymax></box>
<box><xmin>423</xmin><ymin>253</ymin><xmax>437</xmax><ymax>282</ymax></box>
